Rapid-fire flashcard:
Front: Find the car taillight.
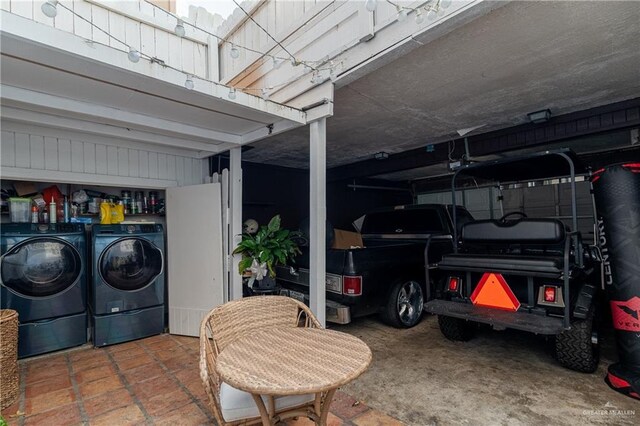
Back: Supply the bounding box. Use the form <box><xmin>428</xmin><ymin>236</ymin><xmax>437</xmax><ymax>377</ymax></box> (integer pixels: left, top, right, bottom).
<box><xmin>622</xmin><ymin>163</ymin><xmax>640</xmax><ymax>173</ymax></box>
<box><xmin>591</xmin><ymin>167</ymin><xmax>605</xmax><ymax>183</ymax></box>
<box><xmin>544</xmin><ymin>286</ymin><xmax>556</xmax><ymax>303</ymax></box>
<box><xmin>448</xmin><ymin>277</ymin><xmax>460</xmax><ymax>292</ymax></box>
<box><xmin>343</xmin><ymin>276</ymin><xmax>362</xmax><ymax>296</ymax></box>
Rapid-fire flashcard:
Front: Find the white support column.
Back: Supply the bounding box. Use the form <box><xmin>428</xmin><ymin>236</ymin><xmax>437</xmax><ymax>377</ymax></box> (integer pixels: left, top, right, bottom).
<box><xmin>309</xmin><ymin>118</ymin><xmax>327</xmax><ymax>327</ymax></box>
<box><xmin>229</xmin><ymin>147</ymin><xmax>243</xmax><ymax>300</ymax></box>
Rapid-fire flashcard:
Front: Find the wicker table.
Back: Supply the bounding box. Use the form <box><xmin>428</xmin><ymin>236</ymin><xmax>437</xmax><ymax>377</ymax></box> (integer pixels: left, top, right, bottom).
<box><xmin>216</xmin><ymin>327</ymin><xmax>372</xmax><ymax>425</ymax></box>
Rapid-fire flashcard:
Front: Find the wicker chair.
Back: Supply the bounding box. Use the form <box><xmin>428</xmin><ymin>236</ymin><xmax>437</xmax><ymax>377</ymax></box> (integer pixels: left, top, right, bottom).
<box><xmin>199</xmin><ymin>296</ymin><xmax>322</xmax><ymax>425</ymax></box>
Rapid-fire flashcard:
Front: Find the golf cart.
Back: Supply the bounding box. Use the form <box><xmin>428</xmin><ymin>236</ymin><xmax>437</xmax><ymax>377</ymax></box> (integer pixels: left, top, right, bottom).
<box><xmin>424</xmin><ymin>149</ymin><xmax>602</xmax><ymax>372</ymax></box>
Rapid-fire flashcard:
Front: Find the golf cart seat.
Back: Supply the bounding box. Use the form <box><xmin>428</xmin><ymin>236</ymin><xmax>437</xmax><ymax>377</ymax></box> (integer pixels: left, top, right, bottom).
<box><xmin>439</xmin><ymin>218</ymin><xmax>571</xmax><ymax>277</ymax></box>
<box><xmin>438</xmin><ymin>253</ymin><xmax>564</xmax><ymax>276</ymax></box>
<box><xmin>462</xmin><ymin>218</ymin><xmax>565</xmax><ymax>245</ymax></box>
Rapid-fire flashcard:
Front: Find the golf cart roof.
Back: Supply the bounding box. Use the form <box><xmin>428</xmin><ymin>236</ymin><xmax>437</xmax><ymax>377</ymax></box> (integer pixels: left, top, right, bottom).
<box><xmin>454</xmin><ymin>148</ymin><xmax>586</xmax><ymax>183</ymax></box>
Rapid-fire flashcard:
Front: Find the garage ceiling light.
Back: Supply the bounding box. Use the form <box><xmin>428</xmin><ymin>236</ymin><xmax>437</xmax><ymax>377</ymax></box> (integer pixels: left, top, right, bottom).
<box><xmin>528</xmin><ymin>109</ymin><xmax>552</xmax><ymax>124</ymax></box>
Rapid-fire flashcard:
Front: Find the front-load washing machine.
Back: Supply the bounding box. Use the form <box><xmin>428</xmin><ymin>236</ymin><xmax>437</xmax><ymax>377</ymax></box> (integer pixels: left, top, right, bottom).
<box><xmin>0</xmin><ymin>223</ymin><xmax>87</xmax><ymax>358</ymax></box>
<box><xmin>91</xmin><ymin>224</ymin><xmax>165</xmax><ymax>346</ymax></box>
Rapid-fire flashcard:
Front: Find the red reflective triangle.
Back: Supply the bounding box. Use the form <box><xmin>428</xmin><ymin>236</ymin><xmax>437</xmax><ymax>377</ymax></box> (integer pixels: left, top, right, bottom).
<box><xmin>470</xmin><ymin>272</ymin><xmax>520</xmax><ymax>312</ymax></box>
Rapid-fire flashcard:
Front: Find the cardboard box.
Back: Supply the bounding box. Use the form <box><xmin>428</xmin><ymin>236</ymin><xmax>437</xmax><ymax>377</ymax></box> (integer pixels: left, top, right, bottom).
<box><xmin>13</xmin><ymin>182</ymin><xmax>38</xmax><ymax>197</ymax></box>
<box><xmin>332</xmin><ymin>229</ymin><xmax>364</xmax><ymax>249</ymax></box>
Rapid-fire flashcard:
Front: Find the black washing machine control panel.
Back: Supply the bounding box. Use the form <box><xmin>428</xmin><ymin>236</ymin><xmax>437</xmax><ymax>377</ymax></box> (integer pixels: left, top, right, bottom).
<box><xmin>94</xmin><ymin>224</ymin><xmax>162</xmax><ymax>235</ymax></box>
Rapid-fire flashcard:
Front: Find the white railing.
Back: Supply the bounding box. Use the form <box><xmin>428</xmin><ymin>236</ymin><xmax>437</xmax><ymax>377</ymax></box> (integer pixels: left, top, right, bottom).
<box><xmin>1</xmin><ymin>0</ymin><xmax>212</xmax><ymax>79</ymax></box>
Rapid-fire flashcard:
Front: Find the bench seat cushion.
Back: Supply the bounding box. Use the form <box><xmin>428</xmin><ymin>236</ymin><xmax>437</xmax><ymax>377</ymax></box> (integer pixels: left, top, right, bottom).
<box><xmin>462</xmin><ymin>219</ymin><xmax>565</xmax><ymax>244</ymax></box>
<box><xmin>439</xmin><ymin>253</ymin><xmax>563</xmax><ymax>275</ymax></box>
<box><xmin>220</xmin><ymin>382</ymin><xmax>315</xmax><ymax>422</ymax></box>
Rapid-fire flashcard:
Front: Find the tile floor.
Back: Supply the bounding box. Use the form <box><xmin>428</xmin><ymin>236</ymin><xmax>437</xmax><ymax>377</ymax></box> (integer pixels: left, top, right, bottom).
<box><xmin>1</xmin><ymin>333</ymin><xmax>403</xmax><ymax>426</ymax></box>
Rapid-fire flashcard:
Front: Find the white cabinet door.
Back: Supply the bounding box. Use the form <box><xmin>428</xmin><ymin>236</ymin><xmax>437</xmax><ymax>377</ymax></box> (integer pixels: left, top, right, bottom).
<box><xmin>166</xmin><ymin>183</ymin><xmax>224</xmax><ymax>336</ymax></box>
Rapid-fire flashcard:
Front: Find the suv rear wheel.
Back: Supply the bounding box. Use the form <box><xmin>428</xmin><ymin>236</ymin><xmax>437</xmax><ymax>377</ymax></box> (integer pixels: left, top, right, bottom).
<box><xmin>554</xmin><ymin>311</ymin><xmax>599</xmax><ymax>373</ymax></box>
<box><xmin>381</xmin><ymin>280</ymin><xmax>424</xmax><ymax>328</ymax></box>
<box><xmin>438</xmin><ymin>315</ymin><xmax>476</xmax><ymax>341</ymax></box>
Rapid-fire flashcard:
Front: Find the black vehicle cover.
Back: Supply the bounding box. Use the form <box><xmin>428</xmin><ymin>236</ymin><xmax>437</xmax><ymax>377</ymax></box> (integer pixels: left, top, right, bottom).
<box><xmin>592</xmin><ymin>162</ymin><xmax>640</xmax><ymax>400</ymax></box>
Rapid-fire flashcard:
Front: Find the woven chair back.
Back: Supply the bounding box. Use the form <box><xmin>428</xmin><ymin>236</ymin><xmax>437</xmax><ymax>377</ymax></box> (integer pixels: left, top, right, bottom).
<box><xmin>207</xmin><ymin>296</ymin><xmax>305</xmax><ymax>352</ymax></box>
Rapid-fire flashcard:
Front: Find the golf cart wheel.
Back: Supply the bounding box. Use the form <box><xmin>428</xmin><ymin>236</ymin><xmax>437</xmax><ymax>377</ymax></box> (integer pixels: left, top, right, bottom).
<box><xmin>438</xmin><ymin>315</ymin><xmax>475</xmax><ymax>341</ymax></box>
<box><xmin>381</xmin><ymin>280</ymin><xmax>424</xmax><ymax>328</ymax></box>
<box><xmin>554</xmin><ymin>311</ymin><xmax>599</xmax><ymax>373</ymax></box>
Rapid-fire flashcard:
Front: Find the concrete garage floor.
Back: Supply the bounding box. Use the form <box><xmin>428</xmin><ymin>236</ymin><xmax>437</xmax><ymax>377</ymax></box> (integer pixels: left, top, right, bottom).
<box><xmin>335</xmin><ymin>315</ymin><xmax>638</xmax><ymax>426</ymax></box>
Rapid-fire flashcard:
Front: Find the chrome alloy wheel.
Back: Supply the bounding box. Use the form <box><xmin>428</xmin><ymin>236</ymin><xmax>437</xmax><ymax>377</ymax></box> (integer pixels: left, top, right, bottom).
<box><xmin>397</xmin><ymin>281</ymin><xmax>423</xmax><ymax>326</ymax></box>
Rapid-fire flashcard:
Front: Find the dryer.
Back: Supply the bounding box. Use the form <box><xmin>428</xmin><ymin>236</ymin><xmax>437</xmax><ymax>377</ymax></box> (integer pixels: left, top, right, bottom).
<box><xmin>0</xmin><ymin>223</ymin><xmax>87</xmax><ymax>358</ymax></box>
<box><xmin>91</xmin><ymin>224</ymin><xmax>165</xmax><ymax>346</ymax></box>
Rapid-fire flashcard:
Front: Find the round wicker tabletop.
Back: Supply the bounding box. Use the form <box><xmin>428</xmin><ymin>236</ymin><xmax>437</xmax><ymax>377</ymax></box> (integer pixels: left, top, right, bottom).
<box><xmin>216</xmin><ymin>327</ymin><xmax>372</xmax><ymax>396</ymax></box>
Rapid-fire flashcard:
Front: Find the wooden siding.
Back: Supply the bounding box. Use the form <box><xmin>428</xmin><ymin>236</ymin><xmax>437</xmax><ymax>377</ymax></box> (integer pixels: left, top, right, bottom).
<box><xmin>5</xmin><ymin>0</ymin><xmax>210</xmax><ymax>79</ymax></box>
<box><xmin>218</xmin><ymin>1</ymin><xmax>372</xmax><ymax>103</ymax></box>
<box><xmin>1</xmin><ymin>125</ymin><xmax>204</xmax><ymax>188</ymax></box>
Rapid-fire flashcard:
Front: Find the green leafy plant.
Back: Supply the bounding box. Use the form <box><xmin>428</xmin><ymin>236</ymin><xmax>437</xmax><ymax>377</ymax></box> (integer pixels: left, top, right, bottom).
<box><xmin>232</xmin><ymin>215</ymin><xmax>302</xmax><ymax>278</ymax></box>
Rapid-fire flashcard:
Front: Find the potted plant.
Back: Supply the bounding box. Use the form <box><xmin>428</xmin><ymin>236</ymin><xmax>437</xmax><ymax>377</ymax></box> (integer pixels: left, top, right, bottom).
<box><xmin>233</xmin><ymin>215</ymin><xmax>302</xmax><ymax>289</ymax></box>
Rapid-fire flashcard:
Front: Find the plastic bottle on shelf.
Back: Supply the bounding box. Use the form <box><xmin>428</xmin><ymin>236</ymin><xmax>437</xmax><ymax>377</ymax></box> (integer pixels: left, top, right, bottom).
<box><xmin>149</xmin><ymin>191</ymin><xmax>158</xmax><ymax>213</ymax></box>
<box><xmin>135</xmin><ymin>191</ymin><xmax>144</xmax><ymax>215</ymax></box>
<box><xmin>42</xmin><ymin>206</ymin><xmax>49</xmax><ymax>223</ymax></box>
<box><xmin>49</xmin><ymin>197</ymin><xmax>57</xmax><ymax>224</ymax></box>
<box><xmin>63</xmin><ymin>196</ymin><xmax>70</xmax><ymax>223</ymax></box>
<box><xmin>31</xmin><ymin>205</ymin><xmax>39</xmax><ymax>224</ymax></box>
<box><xmin>121</xmin><ymin>190</ymin><xmax>132</xmax><ymax>215</ymax></box>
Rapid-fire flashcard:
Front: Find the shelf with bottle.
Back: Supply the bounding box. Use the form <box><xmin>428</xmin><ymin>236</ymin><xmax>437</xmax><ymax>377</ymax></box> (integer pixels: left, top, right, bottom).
<box><xmin>78</xmin><ymin>212</ymin><xmax>165</xmax><ymax>217</ymax></box>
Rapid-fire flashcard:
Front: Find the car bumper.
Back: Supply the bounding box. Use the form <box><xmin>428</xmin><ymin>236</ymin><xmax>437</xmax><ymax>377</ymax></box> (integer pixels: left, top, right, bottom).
<box><xmin>424</xmin><ymin>299</ymin><xmax>567</xmax><ymax>335</ymax></box>
<box><xmin>279</xmin><ymin>288</ymin><xmax>352</xmax><ymax>325</ymax></box>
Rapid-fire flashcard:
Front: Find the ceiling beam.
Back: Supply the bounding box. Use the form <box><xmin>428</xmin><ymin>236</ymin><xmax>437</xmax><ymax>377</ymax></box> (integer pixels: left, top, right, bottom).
<box><xmin>1</xmin><ymin>107</ymin><xmax>223</xmax><ymax>156</ymax></box>
<box><xmin>1</xmin><ymin>85</ymin><xmax>242</xmax><ymax>145</ymax></box>
<box><xmin>327</xmin><ymin>97</ymin><xmax>640</xmax><ymax>182</ymax></box>
<box><xmin>0</xmin><ymin>11</ymin><xmax>307</xmax><ymax>125</ymax></box>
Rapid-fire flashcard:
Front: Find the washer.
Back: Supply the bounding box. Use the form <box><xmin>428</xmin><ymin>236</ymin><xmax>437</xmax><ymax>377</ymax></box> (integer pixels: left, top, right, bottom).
<box><xmin>91</xmin><ymin>224</ymin><xmax>165</xmax><ymax>346</ymax></box>
<box><xmin>0</xmin><ymin>223</ymin><xmax>87</xmax><ymax>358</ymax></box>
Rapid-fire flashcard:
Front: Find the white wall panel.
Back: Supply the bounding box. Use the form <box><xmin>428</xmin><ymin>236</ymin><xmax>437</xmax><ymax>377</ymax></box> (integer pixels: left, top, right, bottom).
<box><xmin>58</xmin><ymin>139</ymin><xmax>72</xmax><ymax>171</ymax></box>
<box><xmin>108</xmin><ymin>10</ymin><xmax>127</xmax><ymax>50</ymax></box>
<box><xmin>71</xmin><ymin>140</ymin><xmax>84</xmax><ymax>173</ymax></box>
<box><xmin>117</xmin><ymin>147</ymin><xmax>129</xmax><ymax>176</ymax></box>
<box><xmin>6</xmin><ymin>0</ymin><xmax>210</xmax><ymax>81</ymax></box>
<box><xmin>128</xmin><ymin>149</ymin><xmax>139</xmax><ymax>177</ymax></box>
<box><xmin>55</xmin><ymin>0</ymin><xmax>75</xmax><ymax>34</ymax></box>
<box><xmin>1</xmin><ymin>131</ymin><xmax>16</xmax><ymax>167</ymax></box>
<box><xmin>176</xmin><ymin>155</ymin><xmax>185</xmax><ymax>185</ymax></box>
<box><xmin>157</xmin><ymin>153</ymin><xmax>168</xmax><ymax>179</ymax></box>
<box><xmin>91</xmin><ymin>4</ymin><xmax>111</xmax><ymax>45</ymax></box>
<box><xmin>148</xmin><ymin>152</ymin><xmax>159</xmax><ymax>178</ymax></box>
<box><xmin>124</xmin><ymin>19</ymin><xmax>141</xmax><ymax>51</ymax></box>
<box><xmin>44</xmin><ymin>136</ymin><xmax>58</xmax><ymax>171</ymax></box>
<box><xmin>74</xmin><ymin>0</ymin><xmax>93</xmax><ymax>39</ymax></box>
<box><xmin>107</xmin><ymin>145</ymin><xmax>118</xmax><ymax>175</ymax></box>
<box><xmin>154</xmin><ymin>29</ymin><xmax>169</xmax><ymax>63</ymax></box>
<box><xmin>139</xmin><ymin>151</ymin><xmax>149</xmax><ymax>178</ymax></box>
<box><xmin>166</xmin><ymin>155</ymin><xmax>176</xmax><ymax>181</ymax></box>
<box><xmin>14</xmin><ymin>133</ymin><xmax>30</xmax><ymax>168</ymax></box>
<box><xmin>95</xmin><ymin>144</ymin><xmax>108</xmax><ymax>175</ymax></box>
<box><xmin>29</xmin><ymin>134</ymin><xmax>45</xmax><ymax>169</ymax></box>
<box><xmin>10</xmin><ymin>0</ymin><xmax>33</xmax><ymax>20</ymax></box>
<box><xmin>83</xmin><ymin>142</ymin><xmax>96</xmax><ymax>173</ymax></box>
<box><xmin>181</xmin><ymin>38</ymin><xmax>195</xmax><ymax>75</ymax></box>
<box><xmin>1</xmin><ymin>123</ymin><xmax>202</xmax><ymax>188</ymax></box>
<box><xmin>140</xmin><ymin>23</ymin><xmax>156</xmax><ymax>57</ymax></box>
